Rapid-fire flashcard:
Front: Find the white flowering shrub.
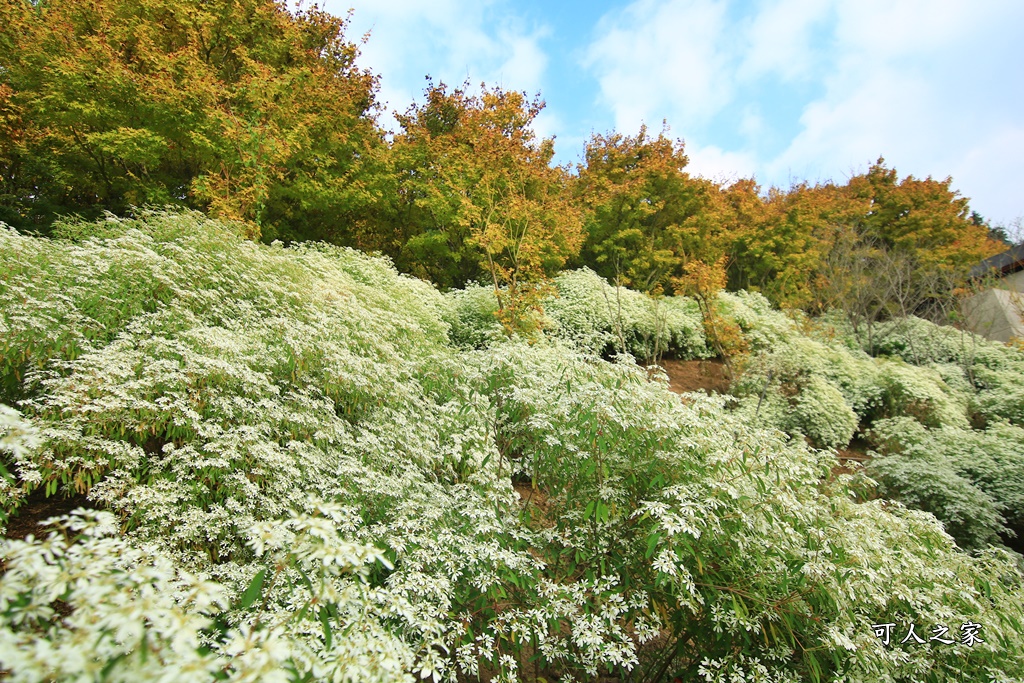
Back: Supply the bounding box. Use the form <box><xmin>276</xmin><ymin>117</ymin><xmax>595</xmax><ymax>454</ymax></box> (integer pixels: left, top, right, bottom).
<box><xmin>861</xmin><ymin>315</ymin><xmax>1024</xmax><ymax>427</ymax></box>
<box><xmin>971</xmin><ymin>351</ymin><xmax>1024</xmax><ymax>427</ymax></box>
<box><xmin>716</xmin><ymin>290</ymin><xmax>799</xmax><ymax>351</ymax></box>
<box><xmin>714</xmin><ymin>296</ymin><xmax>1024</xmax><ymax>552</ymax></box>
<box><xmin>732</xmin><ymin>325</ymin><xmax>974</xmax><ymax>448</ymax></box>
<box><xmin>444</xmin><ymin>269</ymin><xmax>710</xmax><ymax>361</ymax></box>
<box><xmin>788</xmin><ymin>375</ymin><xmax>860</xmax><ymax>449</ymax></box>
<box><xmin>870</xmin><ymin>316</ymin><xmax>976</xmax><ymax>365</ymax></box>
<box><xmin>867</xmin><ymin>417</ymin><xmax>1024</xmax><ymax>549</ymax></box>
<box><xmin>441</xmin><ymin>283</ymin><xmax>505</xmax><ymax>349</ymax></box>
<box><xmin>873</xmin><ymin>362</ymin><xmax>970</xmax><ymax>429</ymax></box>
<box><xmin>543</xmin><ymin>269</ymin><xmax>709</xmax><ymax>360</ymax></box>
<box><xmin>731</xmin><ymin>335</ymin><xmax>870</xmax><ymax>448</ymax></box>
<box><xmin>0</xmin><ymin>506</ymin><xmax>417</xmax><ymax>683</ymax></box>
<box><xmin>731</xmin><ymin>345</ymin><xmax>859</xmax><ymax>449</ymax></box>
<box><xmin>2</xmin><ymin>212</ymin><xmax>1024</xmax><ymax>682</ymax></box>
<box><xmin>0</xmin><ymin>405</ymin><xmax>40</xmax><ymax>530</ymax></box>
<box><xmin>725</xmin><ymin>305</ymin><xmax>1024</xmax><ymax>553</ymax></box>
<box><xmin>475</xmin><ymin>350</ymin><xmax>1024</xmax><ymax>680</ymax></box>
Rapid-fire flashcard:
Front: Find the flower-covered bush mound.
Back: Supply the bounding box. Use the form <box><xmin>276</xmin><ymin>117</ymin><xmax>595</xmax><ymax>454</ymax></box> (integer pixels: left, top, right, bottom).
<box><xmin>443</xmin><ymin>268</ymin><xmax>710</xmax><ymax>361</ymax></box>
<box><xmin>3</xmin><ymin>212</ymin><xmax>1024</xmax><ymax>682</ymax></box>
<box><xmin>543</xmin><ymin>268</ymin><xmax>709</xmax><ymax>360</ymax></box>
<box><xmin>720</xmin><ymin>299</ymin><xmax>1024</xmax><ymax>553</ymax></box>
<box><xmin>866</xmin><ymin>417</ymin><xmax>1024</xmax><ymax>550</ymax></box>
<box><xmin>868</xmin><ymin>316</ymin><xmax>1024</xmax><ymax>427</ymax></box>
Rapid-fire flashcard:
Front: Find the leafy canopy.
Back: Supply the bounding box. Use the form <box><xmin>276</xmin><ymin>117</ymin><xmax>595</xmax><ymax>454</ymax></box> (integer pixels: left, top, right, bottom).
<box><xmin>0</xmin><ymin>0</ymin><xmax>382</xmax><ymax>241</ymax></box>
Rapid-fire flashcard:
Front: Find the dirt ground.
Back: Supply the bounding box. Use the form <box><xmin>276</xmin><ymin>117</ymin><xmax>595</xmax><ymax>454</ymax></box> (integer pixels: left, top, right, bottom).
<box><xmin>656</xmin><ymin>358</ymin><xmax>733</xmax><ymax>395</ymax></box>
<box><xmin>831</xmin><ymin>446</ymin><xmax>872</xmax><ymax>478</ymax></box>
<box><xmin>2</xmin><ymin>488</ymin><xmax>92</xmax><ymax>541</ymax></box>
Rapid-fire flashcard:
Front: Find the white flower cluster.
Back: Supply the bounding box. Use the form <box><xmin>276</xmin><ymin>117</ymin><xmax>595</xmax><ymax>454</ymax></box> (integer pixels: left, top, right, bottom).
<box><xmin>724</xmin><ymin>298</ymin><xmax>1024</xmax><ymax>551</ymax></box>
<box><xmin>731</xmin><ymin>322</ymin><xmax>976</xmax><ymax>449</ymax></box>
<box><xmin>0</xmin><ymin>405</ymin><xmax>40</xmax><ymax>526</ymax></box>
<box><xmin>544</xmin><ymin>268</ymin><xmax>709</xmax><ymax>360</ymax></box>
<box><xmin>2</xmin><ymin>211</ymin><xmax>1023</xmax><ymax>682</ymax></box>
<box><xmin>442</xmin><ymin>268</ymin><xmax>710</xmax><ymax>361</ymax></box>
<box><xmin>716</xmin><ymin>291</ymin><xmax>800</xmax><ymax>351</ymax></box>
<box><xmin>0</xmin><ymin>507</ymin><xmax>415</xmax><ymax>683</ymax></box>
<box><xmin>867</xmin><ymin>416</ymin><xmax>1024</xmax><ymax>549</ymax></box>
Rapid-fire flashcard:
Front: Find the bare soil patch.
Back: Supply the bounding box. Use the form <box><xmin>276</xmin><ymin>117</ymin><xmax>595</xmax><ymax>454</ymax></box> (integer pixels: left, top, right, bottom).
<box><xmin>657</xmin><ymin>358</ymin><xmax>732</xmax><ymax>395</ymax></box>
<box><xmin>3</xmin><ymin>488</ymin><xmax>93</xmax><ymax>541</ymax></box>
<box><xmin>831</xmin><ymin>447</ymin><xmax>871</xmax><ymax>477</ymax></box>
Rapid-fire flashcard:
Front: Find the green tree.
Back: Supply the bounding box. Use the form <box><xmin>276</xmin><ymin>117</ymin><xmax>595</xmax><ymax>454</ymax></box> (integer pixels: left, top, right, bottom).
<box><xmin>389</xmin><ymin>82</ymin><xmax>583</xmax><ymax>333</ymax></box>
<box><xmin>0</xmin><ymin>0</ymin><xmax>382</xmax><ymax>240</ymax></box>
<box><xmin>575</xmin><ymin>126</ymin><xmax>713</xmax><ymax>295</ymax></box>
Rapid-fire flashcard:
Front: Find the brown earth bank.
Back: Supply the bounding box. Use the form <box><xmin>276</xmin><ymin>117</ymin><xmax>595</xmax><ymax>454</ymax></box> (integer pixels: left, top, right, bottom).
<box><xmin>655</xmin><ymin>358</ymin><xmax>732</xmax><ymax>395</ymax></box>
<box><xmin>2</xmin><ymin>488</ymin><xmax>92</xmax><ymax>541</ymax></box>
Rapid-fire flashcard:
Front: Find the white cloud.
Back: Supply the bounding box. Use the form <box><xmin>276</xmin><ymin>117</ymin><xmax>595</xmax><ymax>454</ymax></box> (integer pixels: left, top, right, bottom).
<box><xmin>493</xmin><ymin>28</ymin><xmax>549</xmax><ymax>91</ymax></box>
<box><xmin>769</xmin><ymin>0</ymin><xmax>1024</xmax><ymax>220</ymax></box>
<box><xmin>831</xmin><ymin>0</ymin><xmax>991</xmax><ymax>59</ymax></box>
<box><xmin>583</xmin><ymin>0</ymin><xmax>1024</xmax><ymax>220</ymax></box>
<box><xmin>738</xmin><ymin>0</ymin><xmax>832</xmax><ymax>82</ymax></box>
<box><xmin>685</xmin><ymin>141</ymin><xmax>758</xmax><ymax>184</ymax></box>
<box><xmin>583</xmin><ymin>0</ymin><xmax>735</xmax><ymax>132</ymax></box>
<box><xmin>325</xmin><ymin>0</ymin><xmax>1024</xmax><ymax>221</ymax></box>
<box><xmin>738</xmin><ymin>105</ymin><xmax>766</xmax><ymax>141</ymax></box>
<box><xmin>583</xmin><ymin>0</ymin><xmax>834</xmax><ymax>133</ymax></box>
<box><xmin>950</xmin><ymin>125</ymin><xmax>1024</xmax><ymax>226</ymax></box>
<box><xmin>766</xmin><ymin>67</ymin><xmax>936</xmax><ymax>181</ymax></box>
<box><xmin>328</xmin><ymin>0</ymin><xmax>550</xmax><ymax>132</ymax></box>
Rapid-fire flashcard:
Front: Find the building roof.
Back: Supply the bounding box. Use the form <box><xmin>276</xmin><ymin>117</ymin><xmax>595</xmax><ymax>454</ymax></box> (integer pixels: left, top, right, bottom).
<box><xmin>970</xmin><ymin>243</ymin><xmax>1024</xmax><ymax>279</ymax></box>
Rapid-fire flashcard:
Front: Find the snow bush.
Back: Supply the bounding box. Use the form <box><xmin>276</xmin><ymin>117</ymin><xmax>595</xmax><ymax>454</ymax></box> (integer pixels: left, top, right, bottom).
<box><xmin>972</xmin><ymin>353</ymin><xmax>1024</xmax><ymax>426</ymax></box>
<box><xmin>861</xmin><ymin>315</ymin><xmax>1024</xmax><ymax>427</ymax></box>
<box><xmin>445</xmin><ymin>269</ymin><xmax>710</xmax><ymax>361</ymax></box>
<box><xmin>0</xmin><ymin>405</ymin><xmax>39</xmax><ymax>530</ymax></box>
<box><xmin>870</xmin><ymin>316</ymin><xmax>975</xmax><ymax>365</ymax></box>
<box><xmin>2</xmin><ymin>212</ymin><xmax>1024</xmax><ymax>682</ymax></box>
<box><xmin>442</xmin><ymin>283</ymin><xmax>504</xmax><ymax>349</ymax></box>
<box><xmin>545</xmin><ymin>268</ymin><xmax>708</xmax><ymax>360</ymax></box>
<box><xmin>734</xmin><ymin>323</ymin><xmax>971</xmax><ymax>444</ymax></box>
<box><xmin>867</xmin><ymin>417</ymin><xmax>1024</xmax><ymax>549</ymax></box>
<box><xmin>974</xmin><ymin>380</ymin><xmax>1024</xmax><ymax>426</ymax></box>
<box><xmin>732</xmin><ymin>341</ymin><xmax>859</xmax><ymax>449</ymax></box>
<box><xmin>788</xmin><ymin>375</ymin><xmax>860</xmax><ymax>449</ymax></box>
<box><xmin>0</xmin><ymin>506</ymin><xmax>416</xmax><ymax>683</ymax></box>
<box><xmin>874</xmin><ymin>362</ymin><xmax>970</xmax><ymax>429</ymax></box>
<box><xmin>716</xmin><ymin>290</ymin><xmax>799</xmax><ymax>351</ymax></box>
<box><xmin>537</xmin><ymin>268</ymin><xmax>617</xmax><ymax>354</ymax></box>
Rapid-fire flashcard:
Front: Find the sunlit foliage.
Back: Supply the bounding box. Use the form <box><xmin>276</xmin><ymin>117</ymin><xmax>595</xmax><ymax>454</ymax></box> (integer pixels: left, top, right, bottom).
<box><xmin>2</xmin><ymin>213</ymin><xmax>1023</xmax><ymax>682</ymax></box>
<box><xmin>0</xmin><ymin>0</ymin><xmax>382</xmax><ymax>241</ymax></box>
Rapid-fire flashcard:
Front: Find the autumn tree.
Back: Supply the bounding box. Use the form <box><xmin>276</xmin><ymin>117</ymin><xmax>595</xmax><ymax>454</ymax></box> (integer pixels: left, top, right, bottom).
<box><xmin>390</xmin><ymin>82</ymin><xmax>583</xmax><ymax>334</ymax></box>
<box><xmin>721</xmin><ymin>160</ymin><xmax>1000</xmax><ymax>314</ymax></box>
<box><xmin>575</xmin><ymin>126</ymin><xmax>723</xmax><ymax>295</ymax></box>
<box><xmin>847</xmin><ymin>159</ymin><xmax>997</xmax><ymax>268</ymax></box>
<box><xmin>673</xmin><ymin>256</ymin><xmax>746</xmax><ymax>374</ymax></box>
<box><xmin>725</xmin><ymin>181</ymin><xmax>866</xmax><ymax>308</ymax></box>
<box><xmin>574</xmin><ymin>127</ymin><xmax>724</xmax><ymax>356</ymax></box>
<box><xmin>0</xmin><ymin>0</ymin><xmax>383</xmax><ymax>240</ymax></box>
<box><xmin>800</xmin><ymin>160</ymin><xmax>1002</xmax><ymax>342</ymax></box>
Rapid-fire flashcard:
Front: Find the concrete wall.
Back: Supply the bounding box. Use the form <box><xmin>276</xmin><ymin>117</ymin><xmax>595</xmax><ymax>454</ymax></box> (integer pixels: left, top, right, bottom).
<box><xmin>963</xmin><ymin>271</ymin><xmax>1024</xmax><ymax>342</ymax></box>
<box><xmin>1004</xmin><ymin>269</ymin><xmax>1024</xmax><ymax>292</ymax></box>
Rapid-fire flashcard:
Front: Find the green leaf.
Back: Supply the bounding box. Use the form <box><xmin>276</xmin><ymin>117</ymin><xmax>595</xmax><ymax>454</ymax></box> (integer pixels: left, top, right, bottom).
<box><xmin>645</xmin><ymin>532</ymin><xmax>662</xmax><ymax>559</ymax></box>
<box><xmin>238</xmin><ymin>569</ymin><xmax>267</xmax><ymax>610</ymax></box>
<box><xmin>807</xmin><ymin>652</ymin><xmax>822</xmax><ymax>683</ymax></box>
<box><xmin>319</xmin><ymin>606</ymin><xmax>333</xmax><ymax>650</ymax></box>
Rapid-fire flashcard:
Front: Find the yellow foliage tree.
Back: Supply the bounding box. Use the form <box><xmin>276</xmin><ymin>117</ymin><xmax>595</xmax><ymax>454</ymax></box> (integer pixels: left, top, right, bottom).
<box><xmin>392</xmin><ymin>83</ymin><xmax>584</xmax><ymax>335</ymax></box>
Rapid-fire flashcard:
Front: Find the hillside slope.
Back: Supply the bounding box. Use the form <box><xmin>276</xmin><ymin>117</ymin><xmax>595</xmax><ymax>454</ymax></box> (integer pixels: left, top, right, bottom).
<box><xmin>2</xmin><ymin>212</ymin><xmax>1023</xmax><ymax>682</ymax></box>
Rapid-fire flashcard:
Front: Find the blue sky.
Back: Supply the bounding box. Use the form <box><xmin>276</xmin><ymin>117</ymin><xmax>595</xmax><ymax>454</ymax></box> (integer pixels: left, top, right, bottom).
<box><xmin>325</xmin><ymin>0</ymin><xmax>1024</xmax><ymax>229</ymax></box>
